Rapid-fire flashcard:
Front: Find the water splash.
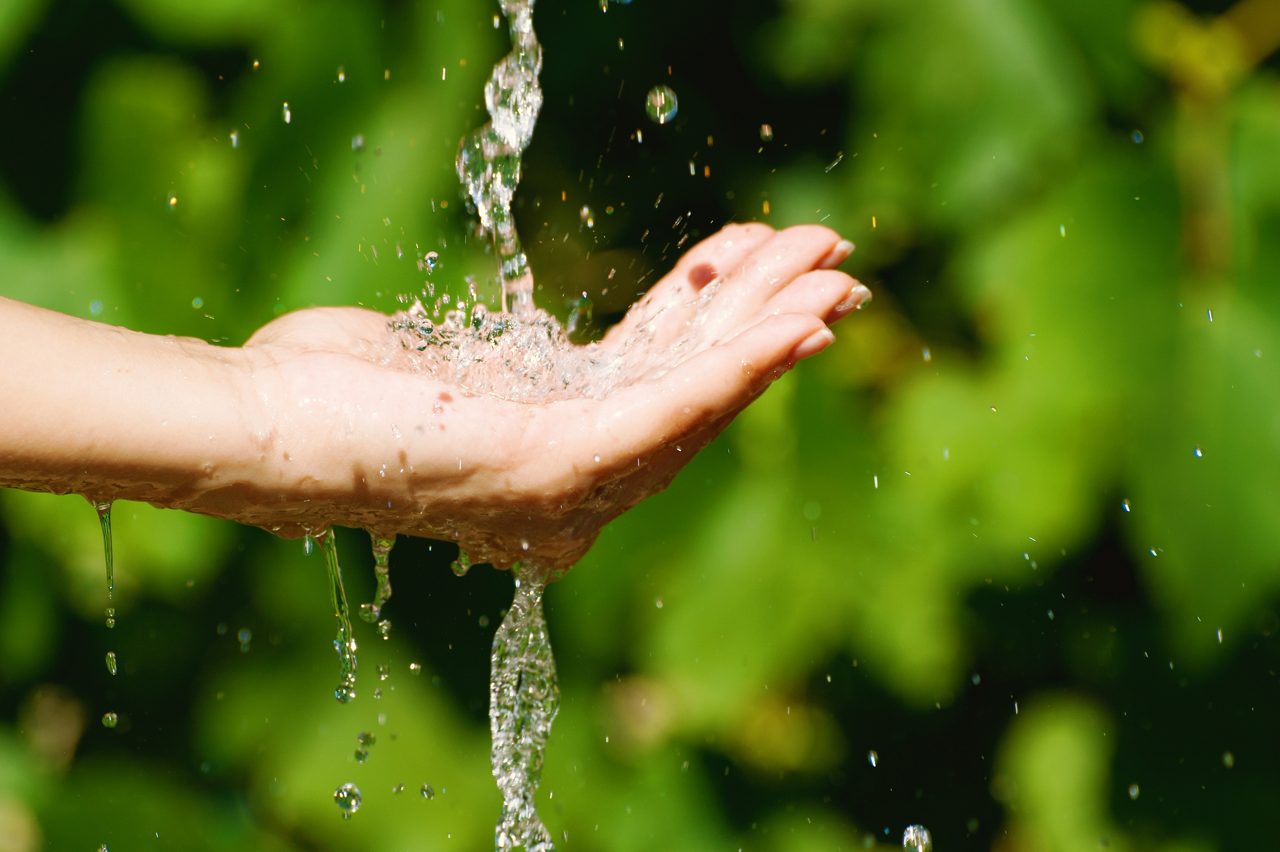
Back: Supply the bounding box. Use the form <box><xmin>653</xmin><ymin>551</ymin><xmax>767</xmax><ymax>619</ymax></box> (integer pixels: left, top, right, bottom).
<box><xmin>456</xmin><ymin>0</ymin><xmax>544</xmax><ymax>314</ymax></box>
<box><xmin>321</xmin><ymin>531</ymin><xmax>359</xmax><ymax>703</ymax></box>
<box><xmin>359</xmin><ymin>536</ymin><xmax>396</xmax><ymax>623</ymax></box>
<box><xmin>902</xmin><ymin>824</ymin><xmax>933</xmax><ymax>851</ymax></box>
<box><xmin>490</xmin><ymin>568</ymin><xmax>559</xmax><ymax>850</ymax></box>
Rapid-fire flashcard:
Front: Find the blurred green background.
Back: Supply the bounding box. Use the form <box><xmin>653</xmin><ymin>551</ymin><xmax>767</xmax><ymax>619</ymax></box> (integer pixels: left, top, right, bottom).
<box><xmin>1</xmin><ymin>0</ymin><xmax>1278</xmax><ymax>849</ymax></box>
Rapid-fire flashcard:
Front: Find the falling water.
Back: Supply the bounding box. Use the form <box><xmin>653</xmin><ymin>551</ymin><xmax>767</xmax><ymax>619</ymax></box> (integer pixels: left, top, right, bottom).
<box><xmin>93</xmin><ymin>500</ymin><xmax>116</xmax><ymax>628</ymax></box>
<box><xmin>456</xmin><ymin>0</ymin><xmax>544</xmax><ymax>314</ymax></box>
<box><xmin>903</xmin><ymin>824</ymin><xmax>933</xmax><ymax>851</ymax></box>
<box><xmin>489</xmin><ymin>567</ymin><xmax>559</xmax><ymax>851</ymax></box>
<box><xmin>359</xmin><ymin>536</ymin><xmax>396</xmax><ymax>627</ymax></box>
<box><xmin>321</xmin><ymin>530</ymin><xmax>359</xmax><ymax>703</ymax></box>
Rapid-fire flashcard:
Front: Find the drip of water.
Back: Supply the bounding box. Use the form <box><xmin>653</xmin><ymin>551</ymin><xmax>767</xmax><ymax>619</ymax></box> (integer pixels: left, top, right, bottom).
<box><xmin>321</xmin><ymin>531</ymin><xmax>359</xmax><ymax>703</ymax></box>
<box><xmin>902</xmin><ymin>824</ymin><xmax>933</xmax><ymax>851</ymax></box>
<box><xmin>490</xmin><ymin>568</ymin><xmax>559</xmax><ymax>851</ymax></box>
<box><xmin>457</xmin><ymin>0</ymin><xmax>544</xmax><ymax>314</ymax></box>
<box><xmin>92</xmin><ymin>499</ymin><xmax>116</xmax><ymax>627</ymax></box>
<box><xmin>334</xmin><ymin>782</ymin><xmax>362</xmax><ymax>819</ymax></box>
<box><xmin>359</xmin><ymin>536</ymin><xmax>396</xmax><ymax>623</ymax></box>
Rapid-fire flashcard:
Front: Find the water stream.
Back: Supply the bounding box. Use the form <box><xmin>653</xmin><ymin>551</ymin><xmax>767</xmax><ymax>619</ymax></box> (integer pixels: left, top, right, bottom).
<box><xmin>321</xmin><ymin>530</ymin><xmax>359</xmax><ymax>704</ymax></box>
<box><xmin>489</xmin><ymin>569</ymin><xmax>559</xmax><ymax>850</ymax></box>
<box><xmin>456</xmin><ymin>0</ymin><xmax>544</xmax><ymax>315</ymax></box>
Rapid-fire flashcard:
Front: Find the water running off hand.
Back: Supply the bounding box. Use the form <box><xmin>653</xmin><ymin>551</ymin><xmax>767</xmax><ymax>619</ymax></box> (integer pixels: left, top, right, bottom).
<box><xmin>320</xmin><ymin>530</ymin><xmax>359</xmax><ymax>703</ymax></box>
<box><xmin>490</xmin><ymin>569</ymin><xmax>559</xmax><ymax>851</ymax></box>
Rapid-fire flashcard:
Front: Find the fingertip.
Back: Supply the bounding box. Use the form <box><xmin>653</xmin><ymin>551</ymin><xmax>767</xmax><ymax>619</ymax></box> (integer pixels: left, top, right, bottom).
<box><xmin>791</xmin><ymin>326</ymin><xmax>836</xmax><ymax>361</ymax></box>
<box><xmin>830</xmin><ymin>282</ymin><xmax>872</xmax><ymax>320</ymax></box>
<box><xmin>818</xmin><ymin>239</ymin><xmax>856</xmax><ymax>270</ymax></box>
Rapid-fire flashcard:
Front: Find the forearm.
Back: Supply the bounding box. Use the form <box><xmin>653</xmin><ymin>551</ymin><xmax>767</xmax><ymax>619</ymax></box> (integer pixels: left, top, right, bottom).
<box><xmin>0</xmin><ymin>296</ymin><xmax>265</xmax><ymax>508</ymax></box>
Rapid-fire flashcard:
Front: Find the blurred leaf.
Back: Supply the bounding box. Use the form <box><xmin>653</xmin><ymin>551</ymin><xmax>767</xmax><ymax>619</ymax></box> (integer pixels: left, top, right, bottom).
<box><xmin>993</xmin><ymin>695</ymin><xmax>1123</xmax><ymax>851</ymax></box>
<box><xmin>116</xmin><ymin>0</ymin><xmax>282</xmax><ymax>42</ymax></box>
<box><xmin>0</xmin><ymin>0</ymin><xmax>44</xmax><ymax>77</ymax></box>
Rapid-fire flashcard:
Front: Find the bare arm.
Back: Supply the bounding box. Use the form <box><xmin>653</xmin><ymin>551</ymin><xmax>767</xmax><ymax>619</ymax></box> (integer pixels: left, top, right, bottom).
<box><xmin>0</xmin><ymin>224</ymin><xmax>867</xmax><ymax>571</ymax></box>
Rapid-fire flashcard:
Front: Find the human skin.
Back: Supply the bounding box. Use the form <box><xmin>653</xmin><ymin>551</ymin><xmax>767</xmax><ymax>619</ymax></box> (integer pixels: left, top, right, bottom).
<box><xmin>0</xmin><ymin>223</ymin><xmax>867</xmax><ymax>573</ymax></box>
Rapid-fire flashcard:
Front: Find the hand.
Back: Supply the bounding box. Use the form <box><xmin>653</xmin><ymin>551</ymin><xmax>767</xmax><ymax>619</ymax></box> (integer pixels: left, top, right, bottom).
<box><xmin>222</xmin><ymin>224</ymin><xmax>869</xmax><ymax>571</ymax></box>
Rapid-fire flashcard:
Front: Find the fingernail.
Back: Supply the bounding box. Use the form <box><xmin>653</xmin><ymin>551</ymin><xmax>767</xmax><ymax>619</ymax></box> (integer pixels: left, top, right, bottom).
<box><xmin>818</xmin><ymin>239</ymin><xmax>856</xmax><ymax>269</ymax></box>
<box><xmin>793</xmin><ymin>327</ymin><xmax>836</xmax><ymax>361</ymax></box>
<box><xmin>833</xmin><ymin>283</ymin><xmax>873</xmax><ymax>316</ymax></box>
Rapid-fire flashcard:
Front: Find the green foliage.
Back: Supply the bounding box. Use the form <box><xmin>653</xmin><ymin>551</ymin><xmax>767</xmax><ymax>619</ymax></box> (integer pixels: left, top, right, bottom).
<box><xmin>2</xmin><ymin>0</ymin><xmax>1279</xmax><ymax>849</ymax></box>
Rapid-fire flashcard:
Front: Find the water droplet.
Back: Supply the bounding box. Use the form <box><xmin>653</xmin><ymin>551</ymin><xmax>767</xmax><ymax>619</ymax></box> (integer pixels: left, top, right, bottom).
<box><xmin>1222</xmin><ymin>751</ymin><xmax>1235</xmax><ymax>768</ymax></box>
<box><xmin>423</xmin><ymin>251</ymin><xmax>440</xmax><ymax>272</ymax></box>
<box><xmin>304</xmin><ymin>535</ymin><xmax>315</xmax><ymax>556</ymax></box>
<box><xmin>645</xmin><ymin>85</ymin><xmax>678</xmax><ymax>125</ymax></box>
<box><xmin>102</xmin><ymin>712</ymin><xmax>118</xmax><ymax>729</ymax></box>
<box><xmin>1193</xmin><ymin>446</ymin><xmax>1203</xmax><ymax>459</ymax></box>
<box><xmin>922</xmin><ymin>346</ymin><xmax>932</xmax><ymax>362</ymax></box>
<box><xmin>1122</xmin><ymin>498</ymin><xmax>1132</xmax><ymax>513</ymax></box>
<box><xmin>759</xmin><ymin>123</ymin><xmax>774</xmax><ymax>142</ymax></box>
<box><xmin>568</xmin><ymin>295</ymin><xmax>594</xmax><ymax>340</ymax></box>
<box><xmin>392</xmin><ymin>783</ymin><xmax>406</xmax><ymax>794</ymax></box>
<box><xmin>337</xmin><ymin>66</ymin><xmax>346</xmax><ymax>83</ymax></box>
<box><xmin>377</xmin><ymin>619</ymin><xmax>392</xmax><ymax>640</ymax></box>
<box><xmin>355</xmin><ymin>748</ymin><xmax>369</xmax><ymax>764</ymax></box>
<box><xmin>282</xmin><ymin>102</ymin><xmax>292</xmax><ymax>124</ymax></box>
<box><xmin>238</xmin><ymin>627</ymin><xmax>252</xmax><ymax>653</ymax></box>
<box><xmin>191</xmin><ymin>296</ymin><xmax>204</xmax><ymax>309</ymax></box>
<box><xmin>229</xmin><ymin>130</ymin><xmax>239</xmax><ymax>148</ymax></box>
<box><xmin>105</xmin><ymin>651</ymin><xmax>117</xmax><ymax>676</ymax></box>
<box><xmin>351</xmin><ymin>134</ymin><xmax>365</xmax><ymax>152</ymax></box>
<box><xmin>902</xmin><ymin>825</ymin><xmax>932</xmax><ymax>851</ymax></box>
<box><xmin>1128</xmin><ymin>783</ymin><xmax>1140</xmax><ymax>800</ymax></box>
<box><xmin>579</xmin><ymin>205</ymin><xmax>595</xmax><ymax>229</ymax></box>
<box><xmin>1131</xmin><ymin>129</ymin><xmax>1144</xmax><ymax>144</ymax></box>
<box><xmin>868</xmin><ymin>750</ymin><xmax>878</xmax><ymax>768</ymax></box>
<box><xmin>334</xmin><ymin>783</ymin><xmax>362</xmax><ymax>819</ymax></box>
<box><xmin>451</xmin><ymin>549</ymin><xmax>472</xmax><ymax>577</ymax></box>
<box><xmin>421</xmin><ymin>783</ymin><xmax>435</xmax><ymax>800</ymax></box>
<box><xmin>377</xmin><ymin>664</ymin><xmax>390</xmax><ymax>682</ymax></box>
<box><xmin>105</xmin><ymin>608</ymin><xmax>116</xmax><ymax>629</ymax></box>
<box><xmin>409</xmin><ymin>662</ymin><xmax>423</xmax><ymax>675</ymax></box>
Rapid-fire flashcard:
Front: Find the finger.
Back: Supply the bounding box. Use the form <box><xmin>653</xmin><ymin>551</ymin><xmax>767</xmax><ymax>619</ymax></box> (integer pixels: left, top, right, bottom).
<box><xmin>667</xmin><ymin>222</ymin><xmax>776</xmax><ymax>290</ymax></box>
<box><xmin>603</xmin><ymin>222</ymin><xmax>777</xmax><ymax>350</ymax></box>
<box><xmin>719</xmin><ymin>224</ymin><xmax>850</xmax><ymax>307</ymax></box>
<box><xmin>598</xmin><ymin>312</ymin><xmax>831</xmax><ymax>462</ymax></box>
<box><xmin>245</xmin><ymin>307</ymin><xmax>391</xmax><ymax>355</ymax></box>
<box><xmin>761</xmin><ymin>270</ymin><xmax>872</xmax><ymax>324</ymax></box>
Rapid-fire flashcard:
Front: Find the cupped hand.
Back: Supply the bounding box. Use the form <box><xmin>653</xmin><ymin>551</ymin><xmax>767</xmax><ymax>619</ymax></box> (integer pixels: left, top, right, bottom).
<box><xmin>234</xmin><ymin>224</ymin><xmax>868</xmax><ymax>572</ymax></box>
